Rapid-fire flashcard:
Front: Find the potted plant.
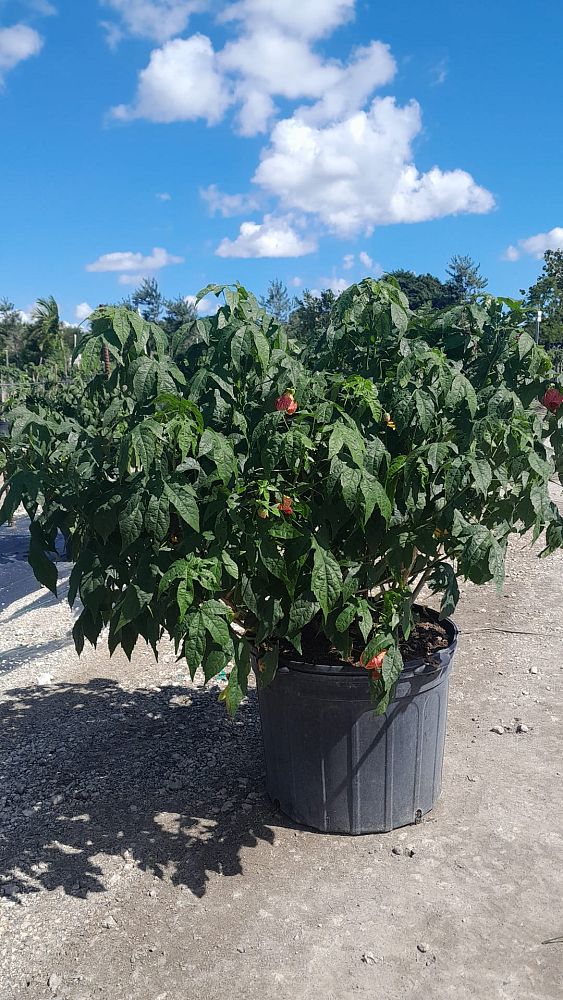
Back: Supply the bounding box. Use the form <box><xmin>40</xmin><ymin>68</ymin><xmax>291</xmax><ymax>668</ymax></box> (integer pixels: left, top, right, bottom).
<box><xmin>2</xmin><ymin>280</ymin><xmax>562</xmax><ymax>833</ymax></box>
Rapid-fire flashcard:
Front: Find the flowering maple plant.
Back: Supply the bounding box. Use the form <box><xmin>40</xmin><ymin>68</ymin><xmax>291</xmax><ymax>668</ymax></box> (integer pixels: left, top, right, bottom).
<box><xmin>2</xmin><ymin>280</ymin><xmax>563</xmax><ymax>715</ymax></box>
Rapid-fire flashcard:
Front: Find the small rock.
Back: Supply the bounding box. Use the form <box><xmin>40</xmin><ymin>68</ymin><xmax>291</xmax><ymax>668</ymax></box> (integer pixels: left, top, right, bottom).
<box><xmin>37</xmin><ymin>673</ymin><xmax>53</xmax><ymax>686</ymax></box>
<box><xmin>221</xmin><ymin>801</ymin><xmax>234</xmax><ymax>813</ymax></box>
<box><xmin>129</xmin><ymin>805</ymin><xmax>138</xmax><ymax>813</ymax></box>
<box><xmin>2</xmin><ymin>883</ymin><xmax>18</xmax><ymax>897</ymax></box>
<box><xmin>236</xmin><ymin>946</ymin><xmax>246</xmax><ymax>954</ymax></box>
<box><xmin>48</xmin><ymin>973</ymin><xmax>62</xmax><ymax>993</ymax></box>
<box><xmin>521</xmin><ymin>690</ymin><xmax>529</xmax><ymax>696</ymax></box>
<box><xmin>405</xmin><ymin>847</ymin><xmax>415</xmax><ymax>858</ymax></box>
<box><xmin>516</xmin><ymin>723</ymin><xmax>530</xmax><ymax>734</ymax></box>
<box><xmin>529</xmin><ymin>665</ymin><xmax>538</xmax><ymax>675</ymax></box>
<box><xmin>361</xmin><ymin>951</ymin><xmax>378</xmax><ymax>965</ymax></box>
<box><xmin>392</xmin><ymin>845</ymin><xmax>403</xmax><ymax>856</ymax></box>
<box><xmin>490</xmin><ymin>726</ymin><xmax>505</xmax><ymax>735</ymax></box>
<box><xmin>417</xmin><ymin>943</ymin><xmax>428</xmax><ymax>954</ymax></box>
<box><xmin>148</xmin><ymin>889</ymin><xmax>157</xmax><ymax>897</ymax></box>
<box><xmin>51</xmin><ymin>793</ymin><xmax>64</xmax><ymax>806</ymax></box>
<box><xmin>102</xmin><ymin>915</ymin><xmax>118</xmax><ymax>929</ymax></box>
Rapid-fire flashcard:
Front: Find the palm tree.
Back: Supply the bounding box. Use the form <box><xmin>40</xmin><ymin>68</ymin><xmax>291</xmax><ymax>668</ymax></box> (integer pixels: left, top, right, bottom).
<box><xmin>31</xmin><ymin>296</ymin><xmax>67</xmax><ymax>374</ymax></box>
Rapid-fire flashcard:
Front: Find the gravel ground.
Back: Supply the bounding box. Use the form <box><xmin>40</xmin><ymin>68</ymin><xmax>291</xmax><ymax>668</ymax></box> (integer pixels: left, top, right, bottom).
<box><xmin>0</xmin><ymin>503</ymin><xmax>562</xmax><ymax>1000</ymax></box>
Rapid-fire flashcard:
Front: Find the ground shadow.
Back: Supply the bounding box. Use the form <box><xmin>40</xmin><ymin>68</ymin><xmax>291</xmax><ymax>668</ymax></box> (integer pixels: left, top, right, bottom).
<box><xmin>0</xmin><ymin>638</ymin><xmax>74</xmax><ymax>675</ymax></box>
<box><xmin>0</xmin><ymin>680</ymin><xmax>285</xmax><ymax>902</ymax></box>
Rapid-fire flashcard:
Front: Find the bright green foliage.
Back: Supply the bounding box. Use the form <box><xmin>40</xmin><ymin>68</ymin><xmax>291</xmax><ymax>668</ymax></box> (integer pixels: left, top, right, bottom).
<box><xmin>2</xmin><ymin>280</ymin><xmax>563</xmax><ymax>718</ymax></box>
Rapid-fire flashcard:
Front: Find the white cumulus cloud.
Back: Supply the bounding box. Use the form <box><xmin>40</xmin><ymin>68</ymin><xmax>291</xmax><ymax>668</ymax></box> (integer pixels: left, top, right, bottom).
<box><xmin>86</xmin><ymin>247</ymin><xmax>184</xmax><ymax>284</ymax></box>
<box><xmin>111</xmin><ymin>35</ymin><xmax>231</xmax><ymax>124</ymax></box>
<box><xmin>359</xmin><ymin>250</ymin><xmax>373</xmax><ymax>269</ymax></box>
<box><xmin>343</xmin><ymin>254</ymin><xmax>355</xmax><ymax>270</ymax></box>
<box><xmin>0</xmin><ymin>24</ymin><xmax>43</xmax><ymax>82</ymax></box>
<box><xmin>184</xmin><ymin>294</ymin><xmax>219</xmax><ymax>315</ymax></box>
<box><xmin>107</xmin><ymin>0</ymin><xmax>494</xmax><ymax>250</ymax></box>
<box><xmin>75</xmin><ymin>302</ymin><xmax>94</xmax><ymax>322</ymax></box>
<box><xmin>101</xmin><ymin>1</ymin><xmax>206</xmax><ymax>44</ymax></box>
<box><xmin>503</xmin><ymin>227</ymin><xmax>563</xmax><ymax>261</ymax></box>
<box><xmin>254</xmin><ymin>98</ymin><xmax>494</xmax><ymax>236</ymax></box>
<box><xmin>216</xmin><ymin>215</ymin><xmax>317</xmax><ymax>258</ymax></box>
<box><xmin>220</xmin><ymin>0</ymin><xmax>355</xmax><ymax>40</ymax></box>
<box><xmin>156</xmin><ymin>191</ymin><xmax>172</xmax><ymax>201</ymax></box>
<box><xmin>201</xmin><ymin>183</ymin><xmax>259</xmax><ymax>217</ymax></box>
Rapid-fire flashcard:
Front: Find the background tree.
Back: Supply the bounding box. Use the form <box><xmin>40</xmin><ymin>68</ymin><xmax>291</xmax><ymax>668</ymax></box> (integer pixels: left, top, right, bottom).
<box><xmin>0</xmin><ymin>300</ymin><xmax>27</xmax><ymax>361</ymax></box>
<box><xmin>23</xmin><ymin>296</ymin><xmax>68</xmax><ymax>372</ymax></box>
<box><xmin>445</xmin><ymin>254</ymin><xmax>488</xmax><ymax>302</ymax></box>
<box><xmin>288</xmin><ymin>289</ymin><xmax>337</xmax><ymax>340</ymax></box>
<box><xmin>522</xmin><ymin>249</ymin><xmax>563</xmax><ymax>348</ymax></box>
<box><xmin>260</xmin><ymin>279</ymin><xmax>292</xmax><ymax>323</ymax></box>
<box><xmin>128</xmin><ymin>277</ymin><xmax>165</xmax><ymax>323</ymax></box>
<box><xmin>161</xmin><ymin>294</ymin><xmax>197</xmax><ymax>336</ymax></box>
<box><xmin>386</xmin><ymin>269</ymin><xmax>454</xmax><ymax>310</ymax></box>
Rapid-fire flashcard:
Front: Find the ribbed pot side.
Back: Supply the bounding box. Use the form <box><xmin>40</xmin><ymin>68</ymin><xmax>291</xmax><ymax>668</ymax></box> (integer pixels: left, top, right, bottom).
<box><xmin>256</xmin><ymin>616</ymin><xmax>458</xmax><ymax>835</ymax></box>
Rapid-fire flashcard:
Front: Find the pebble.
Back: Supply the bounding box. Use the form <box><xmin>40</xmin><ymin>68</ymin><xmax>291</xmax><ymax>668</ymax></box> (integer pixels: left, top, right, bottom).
<box><xmin>417</xmin><ymin>943</ymin><xmax>429</xmax><ymax>954</ymax></box>
<box><xmin>490</xmin><ymin>726</ymin><xmax>505</xmax><ymax>735</ymax></box>
<box><xmin>392</xmin><ymin>845</ymin><xmax>403</xmax><ymax>856</ymax></box>
<box><xmin>516</xmin><ymin>724</ymin><xmax>530</xmax><ymax>733</ymax></box>
<box><xmin>1</xmin><ymin>883</ymin><xmax>18</xmax><ymax>897</ymax></box>
<box><xmin>529</xmin><ymin>665</ymin><xmax>538</xmax><ymax>675</ymax></box>
<box><xmin>102</xmin><ymin>915</ymin><xmax>118</xmax><ymax>929</ymax></box>
<box><xmin>48</xmin><ymin>973</ymin><xmax>62</xmax><ymax>994</ymax></box>
<box><xmin>361</xmin><ymin>951</ymin><xmax>378</xmax><ymax>965</ymax></box>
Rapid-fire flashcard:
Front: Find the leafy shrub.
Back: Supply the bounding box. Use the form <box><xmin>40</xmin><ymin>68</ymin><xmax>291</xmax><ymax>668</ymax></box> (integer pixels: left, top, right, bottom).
<box><xmin>2</xmin><ymin>280</ymin><xmax>563</xmax><ymax>715</ymax></box>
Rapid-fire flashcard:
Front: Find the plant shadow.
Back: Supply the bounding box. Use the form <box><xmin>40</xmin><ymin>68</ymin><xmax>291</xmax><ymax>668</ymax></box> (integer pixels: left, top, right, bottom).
<box><xmin>0</xmin><ymin>680</ymin><xmax>284</xmax><ymax>903</ymax></box>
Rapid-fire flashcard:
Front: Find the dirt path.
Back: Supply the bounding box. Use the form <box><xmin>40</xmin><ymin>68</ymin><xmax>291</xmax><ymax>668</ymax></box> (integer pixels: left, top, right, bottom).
<box><xmin>0</xmin><ymin>504</ymin><xmax>562</xmax><ymax>1000</ymax></box>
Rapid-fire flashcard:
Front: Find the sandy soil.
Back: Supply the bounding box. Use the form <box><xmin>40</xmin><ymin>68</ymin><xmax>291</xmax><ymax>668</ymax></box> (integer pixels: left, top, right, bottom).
<box><xmin>0</xmin><ymin>502</ymin><xmax>562</xmax><ymax>1000</ymax></box>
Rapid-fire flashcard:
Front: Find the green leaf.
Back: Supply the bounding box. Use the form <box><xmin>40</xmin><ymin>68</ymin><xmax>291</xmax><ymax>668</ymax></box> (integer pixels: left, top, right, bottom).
<box><xmin>130</xmin><ymin>421</ymin><xmax>158</xmax><ymax>470</ymax></box>
<box><xmin>446</xmin><ymin>373</ymin><xmax>478</xmax><ymax>418</ymax></box>
<box><xmin>159</xmin><ymin>559</ymin><xmax>188</xmax><ymax>595</ymax></box>
<box><xmin>119</xmin><ymin>492</ymin><xmax>145</xmax><ymax>550</ymax></box>
<box><xmin>427</xmin><ymin>443</ymin><xmax>451</xmax><ymax>473</ymax></box>
<box><xmin>518</xmin><ymin>332</ymin><xmax>535</xmax><ymax>359</ymax></box>
<box><xmin>312</xmin><ymin>542</ymin><xmax>342</xmax><ymax>618</ymax></box>
<box><xmin>164</xmin><ymin>481</ymin><xmax>199</xmax><ymax>533</ymax></box>
<box><xmin>252</xmin><ymin>329</ymin><xmax>270</xmax><ymax>369</ymax></box>
<box><xmin>131</xmin><ymin>357</ymin><xmax>158</xmax><ymax>402</ymax></box>
<box><xmin>221</xmin><ymin>551</ymin><xmax>239</xmax><ymax>579</ymax></box>
<box><xmin>335</xmin><ymin>603</ymin><xmax>357</xmax><ymax>632</ymax></box>
<box><xmin>470</xmin><ymin>457</ymin><xmax>492</xmax><ymax>497</ymax></box>
<box><xmin>184</xmin><ymin>612</ymin><xmax>207</xmax><ymax>679</ymax></box>
<box><xmin>145</xmin><ymin>489</ymin><xmax>170</xmax><ymax>541</ymax></box>
<box><xmin>428</xmin><ymin>563</ymin><xmax>460</xmax><ymax>619</ymax></box>
<box><xmin>361</xmin><ymin>470</ymin><xmax>392</xmax><ymax>525</ymax></box>
<box><xmin>340</xmin><ymin>467</ymin><xmax>362</xmax><ymax>510</ymax></box>
<box><xmin>28</xmin><ymin>527</ymin><xmax>58</xmax><ymax>596</ymax></box>
<box><xmin>287</xmin><ymin>597</ymin><xmax>319</xmax><ymax>649</ymax></box>
<box><xmin>414</xmin><ymin>390</ymin><xmax>435</xmax><ymax>432</ymax></box>
<box><xmin>256</xmin><ymin>644</ymin><xmax>279</xmax><ymax>689</ymax></box>
<box><xmin>199</xmin><ymin>428</ymin><xmax>236</xmax><ymax>484</ymax></box>
<box><xmin>177</xmin><ymin>578</ymin><xmax>194</xmax><ymax>621</ymax></box>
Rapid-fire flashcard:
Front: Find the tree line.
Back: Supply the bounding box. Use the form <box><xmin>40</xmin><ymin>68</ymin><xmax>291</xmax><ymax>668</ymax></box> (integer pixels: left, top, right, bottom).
<box><xmin>2</xmin><ymin>252</ymin><xmax>563</xmax><ymax>376</ymax></box>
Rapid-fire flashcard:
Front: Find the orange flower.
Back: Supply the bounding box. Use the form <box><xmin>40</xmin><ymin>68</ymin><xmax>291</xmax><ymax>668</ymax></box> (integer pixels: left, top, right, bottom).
<box><xmin>275</xmin><ymin>391</ymin><xmax>298</xmax><ymax>415</ymax></box>
<box><xmin>278</xmin><ymin>495</ymin><xmax>293</xmax><ymax>516</ymax></box>
<box><xmin>359</xmin><ymin>650</ymin><xmax>387</xmax><ymax>678</ymax></box>
<box><xmin>384</xmin><ymin>413</ymin><xmax>396</xmax><ymax>430</ymax></box>
<box><xmin>541</xmin><ymin>387</ymin><xmax>563</xmax><ymax>414</ymax></box>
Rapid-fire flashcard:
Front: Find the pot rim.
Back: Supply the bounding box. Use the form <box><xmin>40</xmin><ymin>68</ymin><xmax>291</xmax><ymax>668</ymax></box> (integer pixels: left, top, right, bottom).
<box><xmin>271</xmin><ymin>605</ymin><xmax>459</xmax><ymax>678</ymax></box>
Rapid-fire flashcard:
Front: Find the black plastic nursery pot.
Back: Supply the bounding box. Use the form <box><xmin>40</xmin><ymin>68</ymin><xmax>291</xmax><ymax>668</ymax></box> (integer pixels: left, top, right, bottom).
<box><xmin>256</xmin><ymin>610</ymin><xmax>458</xmax><ymax>835</ymax></box>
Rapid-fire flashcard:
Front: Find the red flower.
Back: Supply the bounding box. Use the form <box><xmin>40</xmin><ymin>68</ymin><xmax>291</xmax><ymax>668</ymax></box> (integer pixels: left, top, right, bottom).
<box><xmin>541</xmin><ymin>387</ymin><xmax>563</xmax><ymax>414</ymax></box>
<box><xmin>278</xmin><ymin>495</ymin><xmax>293</xmax><ymax>516</ymax></box>
<box><xmin>275</xmin><ymin>391</ymin><xmax>298</xmax><ymax>415</ymax></box>
<box><xmin>359</xmin><ymin>650</ymin><xmax>387</xmax><ymax>678</ymax></box>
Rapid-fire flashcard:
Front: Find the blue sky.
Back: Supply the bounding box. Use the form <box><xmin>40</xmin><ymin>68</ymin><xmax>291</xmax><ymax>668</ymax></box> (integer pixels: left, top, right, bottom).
<box><xmin>1</xmin><ymin>0</ymin><xmax>562</xmax><ymax>323</ymax></box>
